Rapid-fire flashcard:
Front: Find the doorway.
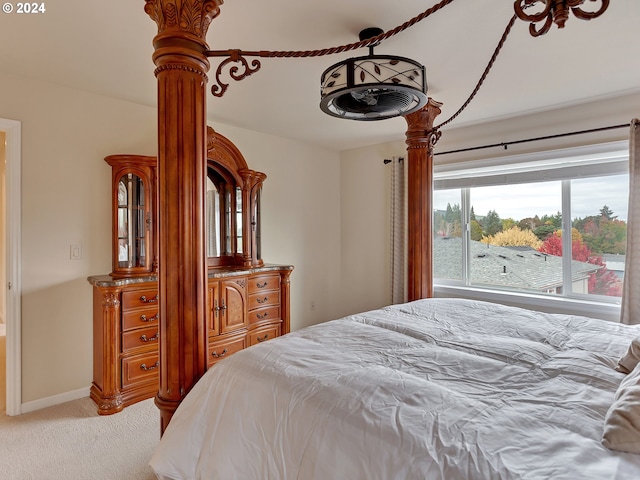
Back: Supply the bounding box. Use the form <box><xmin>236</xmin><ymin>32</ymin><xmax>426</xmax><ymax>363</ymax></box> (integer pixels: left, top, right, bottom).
<box><xmin>1</xmin><ymin>118</ymin><xmax>21</xmax><ymax>416</ymax></box>
<box><xmin>1</xmin><ymin>130</ymin><xmax>5</xmax><ymax>414</ymax></box>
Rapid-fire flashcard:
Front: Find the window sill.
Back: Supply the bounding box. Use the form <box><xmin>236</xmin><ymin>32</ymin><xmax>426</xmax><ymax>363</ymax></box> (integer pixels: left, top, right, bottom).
<box><xmin>434</xmin><ymin>284</ymin><xmax>622</xmax><ymax>322</ymax></box>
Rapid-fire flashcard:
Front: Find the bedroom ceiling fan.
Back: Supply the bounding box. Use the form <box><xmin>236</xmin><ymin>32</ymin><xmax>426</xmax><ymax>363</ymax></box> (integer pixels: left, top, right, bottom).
<box><xmin>318</xmin><ymin>27</ymin><xmax>428</xmax><ymax>121</ymax></box>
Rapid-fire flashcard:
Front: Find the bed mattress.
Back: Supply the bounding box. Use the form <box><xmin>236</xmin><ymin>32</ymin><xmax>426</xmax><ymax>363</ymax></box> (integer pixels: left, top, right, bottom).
<box><xmin>150</xmin><ymin>298</ymin><xmax>640</xmax><ymax>479</ymax></box>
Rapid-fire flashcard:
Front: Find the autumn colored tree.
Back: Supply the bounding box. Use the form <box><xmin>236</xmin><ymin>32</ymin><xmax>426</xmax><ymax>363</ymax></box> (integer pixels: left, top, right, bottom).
<box><xmin>538</xmin><ymin>232</ymin><xmax>562</xmax><ymax>256</ymax></box>
<box><xmin>483</xmin><ymin>226</ymin><xmax>542</xmax><ymax>249</ymax></box>
<box><xmin>588</xmin><ymin>255</ymin><xmax>623</xmax><ymax>297</ymax></box>
<box><xmin>573</xmin><ymin>205</ymin><xmax>626</xmax><ymax>254</ymax></box>
<box><xmin>538</xmin><ymin>230</ymin><xmax>622</xmax><ymax>296</ymax></box>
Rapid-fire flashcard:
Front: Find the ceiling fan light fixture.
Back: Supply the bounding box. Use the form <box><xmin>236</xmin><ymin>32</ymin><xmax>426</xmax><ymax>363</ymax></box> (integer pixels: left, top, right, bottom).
<box><xmin>320</xmin><ymin>29</ymin><xmax>428</xmax><ymax>121</ymax></box>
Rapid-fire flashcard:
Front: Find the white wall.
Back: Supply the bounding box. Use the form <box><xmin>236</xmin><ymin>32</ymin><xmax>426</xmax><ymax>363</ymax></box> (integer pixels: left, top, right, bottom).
<box><xmin>0</xmin><ymin>71</ymin><xmax>158</xmax><ymax>404</ymax></box>
<box><xmin>0</xmin><ymin>70</ymin><xmax>340</xmax><ymax>406</ymax></box>
<box><xmin>338</xmin><ymin>92</ymin><xmax>640</xmax><ymax>316</ymax></box>
<box><xmin>337</xmin><ymin>143</ymin><xmax>398</xmax><ymax>319</ymax></box>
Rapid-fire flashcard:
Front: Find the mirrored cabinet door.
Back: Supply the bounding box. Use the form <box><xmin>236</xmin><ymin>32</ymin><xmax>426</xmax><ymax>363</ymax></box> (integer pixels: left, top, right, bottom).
<box><xmin>117</xmin><ymin>173</ymin><xmax>148</xmax><ymax>269</ymax></box>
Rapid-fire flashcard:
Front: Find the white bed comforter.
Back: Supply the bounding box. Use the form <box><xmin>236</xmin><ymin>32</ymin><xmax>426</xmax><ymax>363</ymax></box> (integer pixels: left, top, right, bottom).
<box><xmin>150</xmin><ymin>298</ymin><xmax>640</xmax><ymax>480</ymax></box>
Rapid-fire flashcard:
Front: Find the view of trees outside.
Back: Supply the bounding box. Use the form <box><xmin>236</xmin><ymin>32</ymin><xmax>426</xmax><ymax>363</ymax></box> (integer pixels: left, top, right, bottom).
<box><xmin>434</xmin><ymin>177</ymin><xmax>628</xmax><ymax>298</ymax></box>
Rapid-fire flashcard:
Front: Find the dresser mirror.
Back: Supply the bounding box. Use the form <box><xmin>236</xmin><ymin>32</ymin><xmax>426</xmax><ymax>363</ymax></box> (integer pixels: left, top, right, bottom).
<box><xmin>205</xmin><ymin>127</ymin><xmax>265</xmax><ymax>268</ymax></box>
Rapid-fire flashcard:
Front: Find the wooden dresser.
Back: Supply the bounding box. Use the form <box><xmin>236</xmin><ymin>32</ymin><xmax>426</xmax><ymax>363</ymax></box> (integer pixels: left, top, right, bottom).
<box><xmin>88</xmin><ymin>266</ymin><xmax>292</xmax><ymax>415</ymax></box>
<box><xmin>89</xmin><ymin>128</ymin><xmax>293</xmax><ymax>415</ymax></box>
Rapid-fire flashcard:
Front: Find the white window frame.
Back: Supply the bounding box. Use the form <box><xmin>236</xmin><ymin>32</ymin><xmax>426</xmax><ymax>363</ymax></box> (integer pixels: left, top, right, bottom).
<box><xmin>433</xmin><ymin>141</ymin><xmax>628</xmax><ymax>322</ymax></box>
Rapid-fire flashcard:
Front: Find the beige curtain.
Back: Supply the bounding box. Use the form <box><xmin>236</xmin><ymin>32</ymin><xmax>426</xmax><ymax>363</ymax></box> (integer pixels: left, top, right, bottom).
<box><xmin>621</xmin><ymin>119</ymin><xmax>640</xmax><ymax>325</ymax></box>
<box><xmin>390</xmin><ymin>157</ymin><xmax>407</xmax><ymax>304</ymax></box>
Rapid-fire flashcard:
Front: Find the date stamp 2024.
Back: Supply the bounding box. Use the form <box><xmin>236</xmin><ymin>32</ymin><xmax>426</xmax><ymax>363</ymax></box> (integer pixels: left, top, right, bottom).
<box><xmin>2</xmin><ymin>2</ymin><xmax>46</xmax><ymax>14</ymax></box>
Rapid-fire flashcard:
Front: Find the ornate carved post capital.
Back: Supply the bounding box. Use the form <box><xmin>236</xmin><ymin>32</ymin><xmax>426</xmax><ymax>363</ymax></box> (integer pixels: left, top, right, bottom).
<box><xmin>144</xmin><ymin>0</ymin><xmax>223</xmax><ymax>74</ymax></box>
<box><xmin>144</xmin><ymin>0</ymin><xmax>222</xmax><ymax>42</ymax></box>
<box><xmin>404</xmin><ymin>98</ymin><xmax>443</xmax><ymax>154</ymax></box>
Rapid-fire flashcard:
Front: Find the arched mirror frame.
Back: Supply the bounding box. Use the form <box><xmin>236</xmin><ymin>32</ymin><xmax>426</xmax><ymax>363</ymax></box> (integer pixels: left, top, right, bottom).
<box><xmin>206</xmin><ymin>127</ymin><xmax>266</xmax><ymax>268</ymax></box>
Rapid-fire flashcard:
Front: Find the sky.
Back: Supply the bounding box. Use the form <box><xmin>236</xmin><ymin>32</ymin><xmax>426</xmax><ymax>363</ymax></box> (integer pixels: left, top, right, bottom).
<box><xmin>434</xmin><ymin>173</ymin><xmax>629</xmax><ymax>223</ymax></box>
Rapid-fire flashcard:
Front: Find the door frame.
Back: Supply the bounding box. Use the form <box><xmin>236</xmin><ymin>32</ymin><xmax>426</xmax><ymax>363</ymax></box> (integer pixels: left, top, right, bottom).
<box><xmin>1</xmin><ymin>118</ymin><xmax>21</xmax><ymax>416</ymax></box>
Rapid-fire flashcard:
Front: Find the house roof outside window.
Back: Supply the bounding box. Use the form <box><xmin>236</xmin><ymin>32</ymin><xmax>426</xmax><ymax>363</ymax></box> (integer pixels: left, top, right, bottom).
<box><xmin>434</xmin><ymin>236</ymin><xmax>601</xmax><ymax>292</ymax></box>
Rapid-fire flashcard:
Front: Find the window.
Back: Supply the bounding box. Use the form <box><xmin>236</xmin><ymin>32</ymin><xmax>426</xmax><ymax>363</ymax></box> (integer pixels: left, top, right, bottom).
<box><xmin>433</xmin><ymin>142</ymin><xmax>629</xmax><ymax>306</ymax></box>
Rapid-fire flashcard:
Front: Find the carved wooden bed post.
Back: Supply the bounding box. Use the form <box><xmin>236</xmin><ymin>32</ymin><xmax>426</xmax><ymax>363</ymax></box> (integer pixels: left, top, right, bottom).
<box><xmin>145</xmin><ymin>0</ymin><xmax>223</xmax><ymax>433</ymax></box>
<box><xmin>404</xmin><ymin>98</ymin><xmax>443</xmax><ymax>302</ymax></box>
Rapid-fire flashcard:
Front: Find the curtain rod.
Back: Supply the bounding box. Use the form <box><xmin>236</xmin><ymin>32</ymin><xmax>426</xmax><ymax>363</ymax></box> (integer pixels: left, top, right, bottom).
<box><xmin>433</xmin><ymin>123</ymin><xmax>630</xmax><ymax>156</ymax></box>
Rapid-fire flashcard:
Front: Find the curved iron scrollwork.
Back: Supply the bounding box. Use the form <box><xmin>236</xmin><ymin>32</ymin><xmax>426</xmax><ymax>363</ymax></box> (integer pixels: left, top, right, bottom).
<box><xmin>514</xmin><ymin>0</ymin><xmax>609</xmax><ymax>37</ymax></box>
<box><xmin>429</xmin><ymin>129</ymin><xmax>443</xmax><ymax>153</ymax></box>
<box><xmin>211</xmin><ymin>51</ymin><xmax>262</xmax><ymax>98</ymax></box>
<box><xmin>201</xmin><ymin>0</ymin><xmax>610</xmax><ymax>127</ymax></box>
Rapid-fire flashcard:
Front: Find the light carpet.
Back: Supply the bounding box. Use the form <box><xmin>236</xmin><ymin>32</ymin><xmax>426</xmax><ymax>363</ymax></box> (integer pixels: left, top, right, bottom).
<box><xmin>0</xmin><ymin>396</ymin><xmax>159</xmax><ymax>480</ymax></box>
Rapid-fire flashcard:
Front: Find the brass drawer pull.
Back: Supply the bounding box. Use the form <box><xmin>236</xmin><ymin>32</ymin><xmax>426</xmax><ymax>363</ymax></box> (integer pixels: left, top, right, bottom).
<box><xmin>211</xmin><ymin>348</ymin><xmax>227</xmax><ymax>358</ymax></box>
<box><xmin>140</xmin><ymin>294</ymin><xmax>159</xmax><ymax>304</ymax></box>
<box><xmin>257</xmin><ymin>311</ymin><xmax>269</xmax><ymax>319</ymax></box>
<box><xmin>257</xmin><ymin>297</ymin><xmax>269</xmax><ymax>304</ymax></box>
<box><xmin>140</xmin><ymin>313</ymin><xmax>158</xmax><ymax>322</ymax></box>
<box><xmin>140</xmin><ymin>333</ymin><xmax>159</xmax><ymax>342</ymax></box>
<box><xmin>256</xmin><ymin>281</ymin><xmax>268</xmax><ymax>288</ymax></box>
<box><xmin>256</xmin><ymin>334</ymin><xmax>269</xmax><ymax>342</ymax></box>
<box><xmin>140</xmin><ymin>361</ymin><xmax>159</xmax><ymax>371</ymax></box>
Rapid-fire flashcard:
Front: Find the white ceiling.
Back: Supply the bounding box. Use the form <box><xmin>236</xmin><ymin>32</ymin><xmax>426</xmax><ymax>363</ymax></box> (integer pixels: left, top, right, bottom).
<box><xmin>1</xmin><ymin>0</ymin><xmax>639</xmax><ymax>151</ymax></box>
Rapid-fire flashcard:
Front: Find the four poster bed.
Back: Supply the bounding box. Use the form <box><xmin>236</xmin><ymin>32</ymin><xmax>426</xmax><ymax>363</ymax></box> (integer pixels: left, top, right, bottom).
<box><xmin>150</xmin><ymin>298</ymin><xmax>640</xmax><ymax>479</ymax></box>
<box><xmin>141</xmin><ymin>1</ymin><xmax>640</xmax><ymax>479</ymax></box>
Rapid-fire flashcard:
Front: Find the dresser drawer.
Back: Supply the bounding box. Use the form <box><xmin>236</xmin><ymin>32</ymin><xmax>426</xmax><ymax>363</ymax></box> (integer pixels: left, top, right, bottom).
<box><xmin>248</xmin><ymin>291</ymin><xmax>280</xmax><ymax>310</ymax></box>
<box><xmin>122</xmin><ymin>288</ymin><xmax>159</xmax><ymax>310</ymax></box>
<box><xmin>122</xmin><ymin>306</ymin><xmax>159</xmax><ymax>331</ymax></box>
<box><xmin>122</xmin><ymin>325</ymin><xmax>159</xmax><ymax>352</ymax></box>
<box><xmin>121</xmin><ymin>351</ymin><xmax>159</xmax><ymax>388</ymax></box>
<box><xmin>248</xmin><ymin>274</ymin><xmax>280</xmax><ymax>294</ymax></box>
<box><xmin>208</xmin><ymin>334</ymin><xmax>246</xmax><ymax>367</ymax></box>
<box><xmin>248</xmin><ymin>324</ymin><xmax>280</xmax><ymax>346</ymax></box>
<box><xmin>248</xmin><ymin>306</ymin><xmax>280</xmax><ymax>326</ymax></box>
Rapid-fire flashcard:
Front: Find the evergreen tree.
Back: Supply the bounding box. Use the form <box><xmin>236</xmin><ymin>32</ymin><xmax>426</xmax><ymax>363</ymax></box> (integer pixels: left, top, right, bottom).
<box><xmin>484</xmin><ymin>210</ymin><xmax>502</xmax><ymax>236</ymax></box>
<box><xmin>600</xmin><ymin>205</ymin><xmax>616</xmax><ymax>220</ymax></box>
<box><xmin>470</xmin><ymin>219</ymin><xmax>483</xmax><ymax>241</ymax></box>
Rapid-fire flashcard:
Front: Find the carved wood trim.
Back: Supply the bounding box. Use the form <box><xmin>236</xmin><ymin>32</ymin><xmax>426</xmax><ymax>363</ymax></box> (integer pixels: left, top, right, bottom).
<box><xmin>144</xmin><ymin>0</ymin><xmax>222</xmax><ymax>41</ymax></box>
<box><xmin>91</xmin><ymin>285</ymin><xmax>124</xmax><ymax>415</ymax></box>
<box><xmin>206</xmin><ymin>126</ymin><xmax>249</xmax><ymax>184</ymax></box>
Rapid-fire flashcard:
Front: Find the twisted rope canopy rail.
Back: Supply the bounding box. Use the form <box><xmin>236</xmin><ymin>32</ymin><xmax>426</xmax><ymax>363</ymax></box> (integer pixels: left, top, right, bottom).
<box><xmin>202</xmin><ymin>1</ymin><xmax>546</xmax><ymax>131</ymax></box>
